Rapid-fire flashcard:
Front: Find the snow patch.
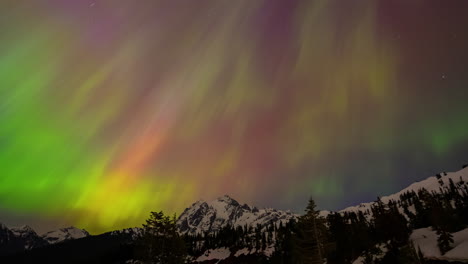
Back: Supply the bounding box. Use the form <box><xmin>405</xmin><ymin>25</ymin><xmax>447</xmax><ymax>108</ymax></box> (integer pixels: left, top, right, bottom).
<box><xmin>234</xmin><ymin>248</ymin><xmax>250</xmax><ymax>257</ymax></box>
<box><xmin>196</xmin><ymin>247</ymin><xmax>231</xmax><ymax>262</ymax></box>
<box><xmin>411</xmin><ymin>227</ymin><xmax>468</xmax><ymax>261</ymax></box>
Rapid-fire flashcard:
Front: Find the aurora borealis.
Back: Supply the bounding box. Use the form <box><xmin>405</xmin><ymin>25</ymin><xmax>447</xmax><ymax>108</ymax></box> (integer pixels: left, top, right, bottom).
<box><xmin>1</xmin><ymin>0</ymin><xmax>468</xmax><ymax>234</ymax></box>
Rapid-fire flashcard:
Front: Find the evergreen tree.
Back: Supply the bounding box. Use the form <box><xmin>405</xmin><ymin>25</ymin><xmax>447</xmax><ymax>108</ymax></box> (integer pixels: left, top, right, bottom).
<box><xmin>436</xmin><ymin>229</ymin><xmax>454</xmax><ymax>255</ymax></box>
<box><xmin>138</xmin><ymin>211</ymin><xmax>187</xmax><ymax>264</ymax></box>
<box><xmin>295</xmin><ymin>198</ymin><xmax>326</xmax><ymax>264</ymax></box>
<box><xmin>270</xmin><ymin>219</ymin><xmax>298</xmax><ymax>264</ymax></box>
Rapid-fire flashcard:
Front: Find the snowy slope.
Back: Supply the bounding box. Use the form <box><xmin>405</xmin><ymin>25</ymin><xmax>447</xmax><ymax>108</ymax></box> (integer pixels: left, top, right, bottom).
<box><xmin>195</xmin><ymin>247</ymin><xmax>231</xmax><ymax>262</ymax></box>
<box><xmin>411</xmin><ymin>227</ymin><xmax>468</xmax><ymax>261</ymax></box>
<box><xmin>341</xmin><ymin>166</ymin><xmax>468</xmax><ymax>215</ymax></box>
<box><xmin>41</xmin><ymin>227</ymin><xmax>89</xmax><ymax>244</ymax></box>
<box><xmin>177</xmin><ymin>195</ymin><xmax>297</xmax><ymax>235</ymax></box>
<box><xmin>352</xmin><ymin>243</ymin><xmax>388</xmax><ymax>264</ymax></box>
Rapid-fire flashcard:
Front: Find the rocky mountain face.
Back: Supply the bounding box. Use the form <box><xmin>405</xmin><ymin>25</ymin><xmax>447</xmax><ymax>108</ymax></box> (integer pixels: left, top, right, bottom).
<box><xmin>177</xmin><ymin>195</ymin><xmax>297</xmax><ymax>235</ymax></box>
<box><xmin>10</xmin><ymin>225</ymin><xmax>48</xmax><ymax>249</ymax></box>
<box><xmin>174</xmin><ymin>166</ymin><xmax>467</xmax><ymax>237</ymax></box>
<box><xmin>41</xmin><ymin>227</ymin><xmax>90</xmax><ymax>245</ymax></box>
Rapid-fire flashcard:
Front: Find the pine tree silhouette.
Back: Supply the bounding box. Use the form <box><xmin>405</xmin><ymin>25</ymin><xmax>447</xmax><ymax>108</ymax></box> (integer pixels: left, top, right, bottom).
<box><xmin>137</xmin><ymin>211</ymin><xmax>187</xmax><ymax>264</ymax></box>
<box><xmin>295</xmin><ymin>198</ymin><xmax>326</xmax><ymax>264</ymax></box>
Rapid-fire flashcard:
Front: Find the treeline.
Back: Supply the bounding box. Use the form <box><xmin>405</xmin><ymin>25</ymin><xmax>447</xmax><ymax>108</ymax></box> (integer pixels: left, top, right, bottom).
<box><xmin>185</xmin><ymin>223</ymin><xmax>275</xmax><ymax>256</ymax></box>
<box><xmin>136</xmin><ymin>175</ymin><xmax>468</xmax><ymax>264</ymax></box>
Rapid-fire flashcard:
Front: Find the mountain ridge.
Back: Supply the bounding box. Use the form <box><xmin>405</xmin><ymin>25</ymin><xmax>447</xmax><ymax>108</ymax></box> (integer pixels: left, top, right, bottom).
<box><xmin>339</xmin><ymin>166</ymin><xmax>468</xmax><ymax>216</ymax></box>
<box><xmin>176</xmin><ymin>194</ymin><xmax>297</xmax><ymax>235</ymax></box>
<box><xmin>0</xmin><ymin>223</ymin><xmax>90</xmax><ymax>256</ymax></box>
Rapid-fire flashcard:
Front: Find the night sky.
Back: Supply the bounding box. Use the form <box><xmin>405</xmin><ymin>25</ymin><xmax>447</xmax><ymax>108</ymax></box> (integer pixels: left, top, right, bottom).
<box><xmin>1</xmin><ymin>0</ymin><xmax>468</xmax><ymax>234</ymax></box>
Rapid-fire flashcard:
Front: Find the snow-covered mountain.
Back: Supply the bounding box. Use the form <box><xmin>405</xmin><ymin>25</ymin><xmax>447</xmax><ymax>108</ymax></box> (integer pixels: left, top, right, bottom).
<box><xmin>41</xmin><ymin>226</ymin><xmax>90</xmax><ymax>244</ymax></box>
<box><xmin>0</xmin><ymin>223</ymin><xmax>90</xmax><ymax>256</ymax></box>
<box><xmin>183</xmin><ymin>166</ymin><xmax>468</xmax><ymax>263</ymax></box>
<box><xmin>10</xmin><ymin>225</ymin><xmax>48</xmax><ymax>249</ymax></box>
<box><xmin>340</xmin><ymin>166</ymin><xmax>468</xmax><ymax>216</ymax></box>
<box><xmin>177</xmin><ymin>195</ymin><xmax>297</xmax><ymax>235</ymax></box>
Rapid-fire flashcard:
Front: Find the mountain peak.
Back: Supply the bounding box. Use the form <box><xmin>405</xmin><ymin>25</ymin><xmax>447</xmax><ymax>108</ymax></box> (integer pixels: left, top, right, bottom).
<box><xmin>215</xmin><ymin>195</ymin><xmax>239</xmax><ymax>205</ymax></box>
<box><xmin>11</xmin><ymin>225</ymin><xmax>38</xmax><ymax>238</ymax></box>
<box><xmin>177</xmin><ymin>195</ymin><xmax>297</xmax><ymax>235</ymax></box>
<box><xmin>42</xmin><ymin>226</ymin><xmax>89</xmax><ymax>244</ymax></box>
<box><xmin>12</xmin><ymin>225</ymin><xmax>34</xmax><ymax>232</ymax></box>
